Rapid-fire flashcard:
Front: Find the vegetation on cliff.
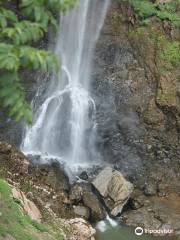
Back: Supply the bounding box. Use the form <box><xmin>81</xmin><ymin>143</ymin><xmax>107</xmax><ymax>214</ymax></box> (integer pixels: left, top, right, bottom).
<box><xmin>0</xmin><ymin>0</ymin><xmax>75</xmax><ymax>124</ymax></box>
<box><xmin>0</xmin><ymin>179</ymin><xmax>65</xmax><ymax>240</ymax></box>
<box><xmin>116</xmin><ymin>0</ymin><xmax>180</xmax><ymax>70</ymax></box>
<box><xmin>121</xmin><ymin>0</ymin><xmax>180</xmax><ymax>27</ymax></box>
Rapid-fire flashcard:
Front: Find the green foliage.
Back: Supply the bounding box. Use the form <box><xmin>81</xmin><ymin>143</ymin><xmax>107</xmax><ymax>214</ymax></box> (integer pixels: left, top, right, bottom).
<box><xmin>31</xmin><ymin>220</ymin><xmax>48</xmax><ymax>232</ymax></box>
<box><xmin>0</xmin><ymin>179</ymin><xmax>41</xmax><ymax>240</ymax></box>
<box><xmin>157</xmin><ymin>1</ymin><xmax>180</xmax><ymax>27</ymax></box>
<box><xmin>0</xmin><ymin>0</ymin><xmax>75</xmax><ymax>123</ymax></box>
<box><xmin>160</xmin><ymin>41</ymin><xmax>180</xmax><ymax>68</ymax></box>
<box><xmin>124</xmin><ymin>0</ymin><xmax>156</xmax><ymax>19</ymax></box>
<box><xmin>0</xmin><ymin>43</ymin><xmax>58</xmax><ymax>72</ymax></box>
<box><xmin>2</xmin><ymin>21</ymin><xmax>45</xmax><ymax>45</ymax></box>
<box><xmin>20</xmin><ymin>0</ymin><xmax>75</xmax><ymax>30</ymax></box>
<box><xmin>0</xmin><ymin>43</ymin><xmax>19</xmax><ymax>71</ymax></box>
<box><xmin>20</xmin><ymin>47</ymin><xmax>58</xmax><ymax>71</ymax></box>
<box><xmin>0</xmin><ymin>8</ymin><xmax>18</xmax><ymax>28</ymax></box>
<box><xmin>0</xmin><ymin>72</ymin><xmax>32</xmax><ymax>124</ymax></box>
<box><xmin>121</xmin><ymin>0</ymin><xmax>180</xmax><ymax>27</ymax></box>
<box><xmin>129</xmin><ymin>25</ymin><xmax>180</xmax><ymax>71</ymax></box>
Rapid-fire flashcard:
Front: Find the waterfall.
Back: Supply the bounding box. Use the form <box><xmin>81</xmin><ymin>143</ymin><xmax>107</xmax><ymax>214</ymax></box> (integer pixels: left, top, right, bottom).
<box><xmin>21</xmin><ymin>0</ymin><xmax>110</xmax><ymax>169</ymax></box>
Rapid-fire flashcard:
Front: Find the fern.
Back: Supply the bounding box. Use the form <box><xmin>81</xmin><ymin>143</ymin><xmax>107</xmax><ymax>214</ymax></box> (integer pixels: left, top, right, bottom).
<box><xmin>128</xmin><ymin>0</ymin><xmax>157</xmax><ymax>19</ymax></box>
<box><xmin>121</xmin><ymin>0</ymin><xmax>180</xmax><ymax>27</ymax></box>
<box><xmin>0</xmin><ymin>43</ymin><xmax>58</xmax><ymax>72</ymax></box>
<box><xmin>0</xmin><ymin>8</ymin><xmax>17</xmax><ymax>27</ymax></box>
<box><xmin>0</xmin><ymin>43</ymin><xmax>19</xmax><ymax>71</ymax></box>
<box><xmin>19</xmin><ymin>47</ymin><xmax>59</xmax><ymax>71</ymax></box>
<box><xmin>2</xmin><ymin>21</ymin><xmax>45</xmax><ymax>45</ymax></box>
<box><xmin>21</xmin><ymin>1</ymin><xmax>60</xmax><ymax>29</ymax></box>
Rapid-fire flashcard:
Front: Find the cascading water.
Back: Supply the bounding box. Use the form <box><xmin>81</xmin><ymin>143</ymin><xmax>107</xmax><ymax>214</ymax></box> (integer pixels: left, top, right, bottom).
<box><xmin>21</xmin><ymin>0</ymin><xmax>110</xmax><ymax>169</ymax></box>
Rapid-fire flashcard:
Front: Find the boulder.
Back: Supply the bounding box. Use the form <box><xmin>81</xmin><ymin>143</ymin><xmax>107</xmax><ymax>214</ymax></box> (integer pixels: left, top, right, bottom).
<box><xmin>122</xmin><ymin>208</ymin><xmax>162</xmax><ymax>230</ymax></box>
<box><xmin>82</xmin><ymin>185</ymin><xmax>106</xmax><ymax>221</ymax></box>
<box><xmin>73</xmin><ymin>205</ymin><xmax>90</xmax><ymax>220</ymax></box>
<box><xmin>92</xmin><ymin>167</ymin><xmax>133</xmax><ymax>216</ymax></box>
<box><xmin>70</xmin><ymin>184</ymin><xmax>83</xmax><ymax>203</ymax></box>
<box><xmin>144</xmin><ymin>182</ymin><xmax>157</xmax><ymax>196</ymax></box>
<box><xmin>67</xmin><ymin>218</ymin><xmax>96</xmax><ymax>240</ymax></box>
<box><xmin>12</xmin><ymin>187</ymin><xmax>42</xmax><ymax>222</ymax></box>
<box><xmin>70</xmin><ymin>183</ymin><xmax>106</xmax><ymax>221</ymax></box>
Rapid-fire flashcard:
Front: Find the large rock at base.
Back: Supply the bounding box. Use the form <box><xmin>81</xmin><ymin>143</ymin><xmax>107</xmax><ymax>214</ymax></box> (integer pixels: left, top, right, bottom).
<box><xmin>70</xmin><ymin>183</ymin><xmax>106</xmax><ymax>221</ymax></box>
<box><xmin>92</xmin><ymin>167</ymin><xmax>133</xmax><ymax>216</ymax></box>
<box><xmin>73</xmin><ymin>206</ymin><xmax>90</xmax><ymax>220</ymax></box>
<box><xmin>67</xmin><ymin>218</ymin><xmax>96</xmax><ymax>240</ymax></box>
<box><xmin>82</xmin><ymin>185</ymin><xmax>106</xmax><ymax>221</ymax></box>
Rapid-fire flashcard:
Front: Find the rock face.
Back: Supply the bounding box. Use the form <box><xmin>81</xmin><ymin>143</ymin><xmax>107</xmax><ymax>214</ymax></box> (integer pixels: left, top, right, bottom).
<box><xmin>92</xmin><ymin>167</ymin><xmax>133</xmax><ymax>216</ymax></box>
<box><xmin>91</xmin><ymin>1</ymin><xmax>180</xmax><ymax>194</ymax></box>
<box><xmin>122</xmin><ymin>192</ymin><xmax>180</xmax><ymax>236</ymax></box>
<box><xmin>12</xmin><ymin>187</ymin><xmax>42</xmax><ymax>222</ymax></box>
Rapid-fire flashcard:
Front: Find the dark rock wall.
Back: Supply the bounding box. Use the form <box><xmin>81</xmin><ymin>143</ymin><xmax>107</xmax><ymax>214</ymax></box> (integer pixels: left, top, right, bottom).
<box><xmin>91</xmin><ymin>2</ymin><xmax>180</xmax><ymax>189</ymax></box>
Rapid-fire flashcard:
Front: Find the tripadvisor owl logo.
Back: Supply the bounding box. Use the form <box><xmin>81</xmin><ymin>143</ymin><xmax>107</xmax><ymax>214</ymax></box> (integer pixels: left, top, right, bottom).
<box><xmin>135</xmin><ymin>227</ymin><xmax>144</xmax><ymax>236</ymax></box>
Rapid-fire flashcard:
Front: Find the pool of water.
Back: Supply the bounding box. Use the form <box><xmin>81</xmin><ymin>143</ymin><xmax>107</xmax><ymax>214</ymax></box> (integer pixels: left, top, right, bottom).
<box><xmin>95</xmin><ymin>217</ymin><xmax>155</xmax><ymax>240</ymax></box>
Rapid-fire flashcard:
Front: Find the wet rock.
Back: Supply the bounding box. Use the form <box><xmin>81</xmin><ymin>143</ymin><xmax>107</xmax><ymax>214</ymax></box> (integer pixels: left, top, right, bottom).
<box><xmin>70</xmin><ymin>183</ymin><xmax>106</xmax><ymax>221</ymax></box>
<box><xmin>122</xmin><ymin>208</ymin><xmax>162</xmax><ymax>229</ymax></box>
<box><xmin>70</xmin><ymin>184</ymin><xmax>83</xmax><ymax>203</ymax></box>
<box><xmin>157</xmin><ymin>183</ymin><xmax>169</xmax><ymax>197</ymax></box>
<box><xmin>79</xmin><ymin>171</ymin><xmax>88</xmax><ymax>181</ymax></box>
<box><xmin>129</xmin><ymin>190</ymin><xmax>148</xmax><ymax>210</ymax></box>
<box><xmin>144</xmin><ymin>182</ymin><xmax>157</xmax><ymax>196</ymax></box>
<box><xmin>92</xmin><ymin>167</ymin><xmax>133</xmax><ymax>216</ymax></box>
<box><xmin>36</xmin><ymin>161</ymin><xmax>70</xmax><ymax>192</ymax></box>
<box><xmin>122</xmin><ymin>191</ymin><xmax>180</xmax><ymax>236</ymax></box>
<box><xmin>73</xmin><ymin>205</ymin><xmax>90</xmax><ymax>220</ymax></box>
<box><xmin>82</xmin><ymin>184</ymin><xmax>106</xmax><ymax>221</ymax></box>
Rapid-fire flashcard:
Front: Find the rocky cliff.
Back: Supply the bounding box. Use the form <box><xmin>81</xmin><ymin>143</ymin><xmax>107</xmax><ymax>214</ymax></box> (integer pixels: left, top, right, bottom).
<box><xmin>92</xmin><ymin>1</ymin><xmax>180</xmax><ymax>192</ymax></box>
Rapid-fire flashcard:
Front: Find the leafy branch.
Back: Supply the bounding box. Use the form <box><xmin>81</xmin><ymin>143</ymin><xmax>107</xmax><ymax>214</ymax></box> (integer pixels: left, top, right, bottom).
<box><xmin>0</xmin><ymin>0</ymin><xmax>75</xmax><ymax>124</ymax></box>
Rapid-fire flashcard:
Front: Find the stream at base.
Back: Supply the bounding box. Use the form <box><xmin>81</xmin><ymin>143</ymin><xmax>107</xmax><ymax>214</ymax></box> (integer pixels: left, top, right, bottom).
<box><xmin>96</xmin><ymin>226</ymin><xmax>154</xmax><ymax>240</ymax></box>
<box><xmin>95</xmin><ymin>217</ymin><xmax>161</xmax><ymax>240</ymax></box>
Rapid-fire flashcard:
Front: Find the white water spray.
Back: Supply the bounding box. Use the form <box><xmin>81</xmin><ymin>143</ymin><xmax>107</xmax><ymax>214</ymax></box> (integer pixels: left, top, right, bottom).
<box><xmin>96</xmin><ymin>215</ymin><xmax>118</xmax><ymax>233</ymax></box>
<box><xmin>21</xmin><ymin>0</ymin><xmax>110</xmax><ymax>168</ymax></box>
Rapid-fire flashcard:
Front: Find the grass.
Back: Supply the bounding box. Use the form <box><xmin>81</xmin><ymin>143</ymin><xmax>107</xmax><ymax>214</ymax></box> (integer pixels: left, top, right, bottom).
<box><xmin>0</xmin><ymin>179</ymin><xmax>64</xmax><ymax>240</ymax></box>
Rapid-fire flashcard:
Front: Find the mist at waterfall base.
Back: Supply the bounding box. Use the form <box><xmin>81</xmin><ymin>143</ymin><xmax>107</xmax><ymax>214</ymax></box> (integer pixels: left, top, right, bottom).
<box><xmin>21</xmin><ymin>0</ymin><xmax>110</xmax><ymax>172</ymax></box>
